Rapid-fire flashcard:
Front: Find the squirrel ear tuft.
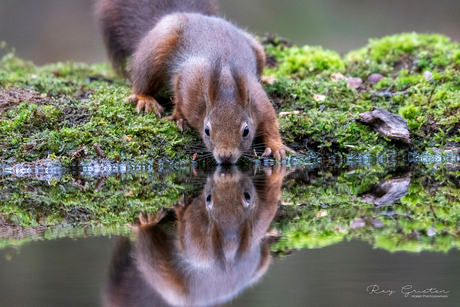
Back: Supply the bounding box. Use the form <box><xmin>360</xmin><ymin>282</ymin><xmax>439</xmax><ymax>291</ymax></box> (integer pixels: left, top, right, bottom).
<box><xmin>229</xmin><ymin>62</ymin><xmax>249</xmax><ymax>106</ymax></box>
<box><xmin>235</xmin><ymin>74</ymin><xmax>248</xmax><ymax>106</ymax></box>
<box><xmin>208</xmin><ymin>59</ymin><xmax>222</xmax><ymax>106</ymax></box>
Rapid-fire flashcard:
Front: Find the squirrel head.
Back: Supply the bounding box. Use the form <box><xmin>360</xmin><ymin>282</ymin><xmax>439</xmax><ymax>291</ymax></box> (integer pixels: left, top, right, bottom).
<box><xmin>202</xmin><ymin>64</ymin><xmax>255</xmax><ymax>164</ymax></box>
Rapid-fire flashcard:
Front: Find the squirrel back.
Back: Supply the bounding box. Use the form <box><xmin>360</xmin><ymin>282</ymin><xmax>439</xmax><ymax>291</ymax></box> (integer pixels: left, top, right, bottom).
<box><xmin>95</xmin><ymin>0</ymin><xmax>219</xmax><ymax>74</ymax></box>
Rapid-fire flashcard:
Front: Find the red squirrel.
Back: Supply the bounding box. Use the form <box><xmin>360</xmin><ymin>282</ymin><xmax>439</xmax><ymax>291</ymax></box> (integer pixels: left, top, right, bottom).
<box><xmin>96</xmin><ymin>0</ymin><xmax>294</xmax><ymax>163</ymax></box>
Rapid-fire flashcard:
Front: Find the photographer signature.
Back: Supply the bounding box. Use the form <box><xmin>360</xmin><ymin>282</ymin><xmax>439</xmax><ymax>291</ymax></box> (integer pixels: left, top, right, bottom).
<box><xmin>366</xmin><ymin>284</ymin><xmax>449</xmax><ymax>297</ymax></box>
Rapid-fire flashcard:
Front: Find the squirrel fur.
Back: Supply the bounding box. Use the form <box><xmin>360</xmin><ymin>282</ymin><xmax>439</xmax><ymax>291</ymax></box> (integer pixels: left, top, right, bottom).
<box><xmin>96</xmin><ymin>0</ymin><xmax>293</xmax><ymax>163</ymax></box>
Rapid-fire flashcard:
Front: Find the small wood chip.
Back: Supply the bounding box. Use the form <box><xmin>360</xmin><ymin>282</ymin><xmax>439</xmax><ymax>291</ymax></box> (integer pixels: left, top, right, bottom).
<box><xmin>93</xmin><ymin>143</ymin><xmax>106</xmax><ymax>158</ymax></box>
<box><xmin>313</xmin><ymin>94</ymin><xmax>326</xmax><ymax>101</ymax></box>
<box><xmin>330</xmin><ymin>73</ymin><xmax>345</xmax><ymax>82</ymax></box>
<box><xmin>347</xmin><ymin>77</ymin><xmax>363</xmax><ymax>89</ymax></box>
<box><xmin>316</xmin><ymin>210</ymin><xmax>328</xmax><ymax>218</ymax></box>
<box><xmin>424</xmin><ymin>71</ymin><xmax>433</xmax><ymax>81</ymax></box>
<box><xmin>124</xmin><ymin>190</ymin><xmax>134</xmax><ymax>197</ymax></box>
<box><xmin>350</xmin><ymin>218</ymin><xmax>365</xmax><ymax>229</ymax></box>
<box><xmin>279</xmin><ymin>111</ymin><xmax>300</xmax><ymax>118</ymax></box>
<box><xmin>70</xmin><ymin>146</ymin><xmax>88</xmax><ymax>159</ymax></box>
<box><xmin>261</xmin><ymin>75</ymin><xmax>277</xmax><ymax>85</ymax></box>
<box><xmin>123</xmin><ymin>134</ymin><xmax>133</xmax><ymax>142</ymax></box>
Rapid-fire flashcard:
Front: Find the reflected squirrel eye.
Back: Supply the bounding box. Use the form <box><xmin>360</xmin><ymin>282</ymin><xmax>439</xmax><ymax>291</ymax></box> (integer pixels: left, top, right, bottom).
<box><xmin>244</xmin><ymin>192</ymin><xmax>251</xmax><ymax>203</ymax></box>
<box><xmin>205</xmin><ymin>125</ymin><xmax>210</xmax><ymax>136</ymax></box>
<box><xmin>243</xmin><ymin>126</ymin><xmax>249</xmax><ymax>137</ymax></box>
<box><xmin>206</xmin><ymin>194</ymin><xmax>212</xmax><ymax>205</ymax></box>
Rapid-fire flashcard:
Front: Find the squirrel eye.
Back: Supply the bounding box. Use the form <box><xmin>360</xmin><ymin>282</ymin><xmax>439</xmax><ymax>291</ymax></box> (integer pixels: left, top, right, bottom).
<box><xmin>206</xmin><ymin>194</ymin><xmax>212</xmax><ymax>205</ymax></box>
<box><xmin>205</xmin><ymin>125</ymin><xmax>210</xmax><ymax>136</ymax></box>
<box><xmin>243</xmin><ymin>126</ymin><xmax>249</xmax><ymax>137</ymax></box>
<box><xmin>244</xmin><ymin>192</ymin><xmax>251</xmax><ymax>203</ymax></box>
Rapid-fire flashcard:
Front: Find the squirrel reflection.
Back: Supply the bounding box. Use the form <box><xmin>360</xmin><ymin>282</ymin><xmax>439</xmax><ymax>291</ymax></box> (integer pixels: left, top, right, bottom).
<box><xmin>103</xmin><ymin>166</ymin><xmax>289</xmax><ymax>307</ymax></box>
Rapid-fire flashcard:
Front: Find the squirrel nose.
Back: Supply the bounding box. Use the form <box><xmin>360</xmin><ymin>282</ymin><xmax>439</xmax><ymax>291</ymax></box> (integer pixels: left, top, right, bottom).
<box><xmin>219</xmin><ymin>154</ymin><xmax>233</xmax><ymax>163</ymax></box>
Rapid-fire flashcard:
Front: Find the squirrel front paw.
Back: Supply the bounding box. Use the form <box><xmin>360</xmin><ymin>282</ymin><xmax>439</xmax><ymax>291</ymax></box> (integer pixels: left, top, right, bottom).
<box><xmin>166</xmin><ymin>115</ymin><xmax>188</xmax><ymax>132</ymax></box>
<box><xmin>262</xmin><ymin>145</ymin><xmax>295</xmax><ymax>160</ymax></box>
<box><xmin>126</xmin><ymin>94</ymin><xmax>164</xmax><ymax>117</ymax></box>
<box><xmin>131</xmin><ymin>209</ymin><xmax>167</xmax><ymax>231</ymax></box>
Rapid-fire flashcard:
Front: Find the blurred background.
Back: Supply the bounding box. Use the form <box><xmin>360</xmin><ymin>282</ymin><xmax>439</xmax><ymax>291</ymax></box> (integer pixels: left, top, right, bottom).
<box><xmin>0</xmin><ymin>0</ymin><xmax>459</xmax><ymax>65</ymax></box>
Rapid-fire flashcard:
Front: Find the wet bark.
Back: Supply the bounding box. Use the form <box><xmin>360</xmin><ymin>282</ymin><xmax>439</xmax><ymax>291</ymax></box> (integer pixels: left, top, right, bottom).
<box><xmin>360</xmin><ymin>172</ymin><xmax>412</xmax><ymax>207</ymax></box>
<box><xmin>358</xmin><ymin>107</ymin><xmax>411</xmax><ymax>144</ymax></box>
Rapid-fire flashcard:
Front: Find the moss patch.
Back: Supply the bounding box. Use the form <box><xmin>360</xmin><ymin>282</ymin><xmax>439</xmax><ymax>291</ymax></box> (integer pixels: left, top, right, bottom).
<box><xmin>273</xmin><ymin>164</ymin><xmax>460</xmax><ymax>254</ymax></box>
<box><xmin>263</xmin><ymin>32</ymin><xmax>460</xmax><ymax>154</ymax></box>
<box><xmin>1</xmin><ymin>32</ymin><xmax>460</xmax><ymax>164</ymax></box>
<box><xmin>0</xmin><ymin>53</ymin><xmax>198</xmax><ymax>166</ymax></box>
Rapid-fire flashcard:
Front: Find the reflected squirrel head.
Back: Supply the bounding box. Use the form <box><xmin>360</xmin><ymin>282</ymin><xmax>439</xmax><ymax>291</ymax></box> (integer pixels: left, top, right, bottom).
<box><xmin>203</xmin><ymin>166</ymin><xmax>256</xmax><ymax>232</ymax></box>
<box><xmin>176</xmin><ymin>166</ymin><xmax>258</xmax><ymax>262</ymax></box>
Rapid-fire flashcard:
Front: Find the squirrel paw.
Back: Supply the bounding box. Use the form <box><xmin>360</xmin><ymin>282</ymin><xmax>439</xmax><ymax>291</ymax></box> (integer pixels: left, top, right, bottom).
<box><xmin>262</xmin><ymin>145</ymin><xmax>295</xmax><ymax>160</ymax></box>
<box><xmin>166</xmin><ymin>116</ymin><xmax>188</xmax><ymax>132</ymax></box>
<box><xmin>131</xmin><ymin>209</ymin><xmax>167</xmax><ymax>231</ymax></box>
<box><xmin>126</xmin><ymin>94</ymin><xmax>164</xmax><ymax>117</ymax></box>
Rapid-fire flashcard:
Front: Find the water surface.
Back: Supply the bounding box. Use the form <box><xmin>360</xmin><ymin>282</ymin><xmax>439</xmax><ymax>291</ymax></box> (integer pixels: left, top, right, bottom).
<box><xmin>1</xmin><ymin>159</ymin><xmax>460</xmax><ymax>306</ymax></box>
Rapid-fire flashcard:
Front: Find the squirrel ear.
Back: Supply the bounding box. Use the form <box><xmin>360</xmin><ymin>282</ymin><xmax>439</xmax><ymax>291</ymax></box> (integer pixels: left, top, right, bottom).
<box><xmin>234</xmin><ymin>74</ymin><xmax>248</xmax><ymax>106</ymax></box>
<box><xmin>208</xmin><ymin>59</ymin><xmax>222</xmax><ymax>106</ymax></box>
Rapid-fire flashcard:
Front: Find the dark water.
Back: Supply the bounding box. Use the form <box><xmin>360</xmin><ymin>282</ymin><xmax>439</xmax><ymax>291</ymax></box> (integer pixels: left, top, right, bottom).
<box><xmin>1</xmin><ymin>160</ymin><xmax>460</xmax><ymax>306</ymax></box>
<box><xmin>1</xmin><ymin>237</ymin><xmax>459</xmax><ymax>307</ymax></box>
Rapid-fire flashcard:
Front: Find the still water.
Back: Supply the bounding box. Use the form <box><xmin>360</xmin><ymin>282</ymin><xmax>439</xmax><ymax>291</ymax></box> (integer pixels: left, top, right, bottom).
<box><xmin>1</xmin><ymin>159</ymin><xmax>460</xmax><ymax>306</ymax></box>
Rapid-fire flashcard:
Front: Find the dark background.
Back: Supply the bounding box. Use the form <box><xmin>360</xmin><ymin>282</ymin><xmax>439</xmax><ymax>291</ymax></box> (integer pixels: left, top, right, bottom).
<box><xmin>0</xmin><ymin>0</ymin><xmax>459</xmax><ymax>65</ymax></box>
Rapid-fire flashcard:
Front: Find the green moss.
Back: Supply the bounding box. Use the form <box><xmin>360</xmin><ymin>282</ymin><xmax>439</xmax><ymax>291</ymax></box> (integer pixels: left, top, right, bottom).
<box><xmin>345</xmin><ymin>32</ymin><xmax>459</xmax><ymax>70</ymax></box>
<box><xmin>399</xmin><ymin>104</ymin><xmax>424</xmax><ymax>130</ymax></box>
<box><xmin>264</xmin><ymin>45</ymin><xmax>344</xmax><ymax>79</ymax></box>
<box><xmin>0</xmin><ymin>51</ymin><xmax>196</xmax><ymax>165</ymax></box>
<box><xmin>3</xmin><ymin>164</ymin><xmax>460</xmax><ymax>254</ymax></box>
<box><xmin>1</xmin><ymin>32</ymin><xmax>460</xmax><ymax>165</ymax></box>
<box><xmin>272</xmin><ymin>165</ymin><xmax>460</xmax><ymax>255</ymax></box>
<box><xmin>0</xmin><ymin>170</ymin><xmax>192</xmax><ymax>228</ymax></box>
<box><xmin>262</xmin><ymin>33</ymin><xmax>460</xmax><ymax>153</ymax></box>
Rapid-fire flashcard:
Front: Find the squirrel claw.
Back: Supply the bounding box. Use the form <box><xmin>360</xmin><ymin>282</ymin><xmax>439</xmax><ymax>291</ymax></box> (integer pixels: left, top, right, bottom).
<box><xmin>176</xmin><ymin>119</ymin><xmax>184</xmax><ymax>132</ymax></box>
<box><xmin>262</xmin><ymin>145</ymin><xmax>295</xmax><ymax>160</ymax></box>
<box><xmin>138</xmin><ymin>209</ymin><xmax>167</xmax><ymax>227</ymax></box>
<box><xmin>136</xmin><ymin>100</ymin><xmax>146</xmax><ymax>114</ymax></box>
<box><xmin>126</xmin><ymin>95</ymin><xmax>139</xmax><ymax>104</ymax></box>
<box><xmin>262</xmin><ymin>147</ymin><xmax>272</xmax><ymax>158</ymax></box>
<box><xmin>166</xmin><ymin>116</ymin><xmax>187</xmax><ymax>132</ymax></box>
<box><xmin>128</xmin><ymin>94</ymin><xmax>164</xmax><ymax>117</ymax></box>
